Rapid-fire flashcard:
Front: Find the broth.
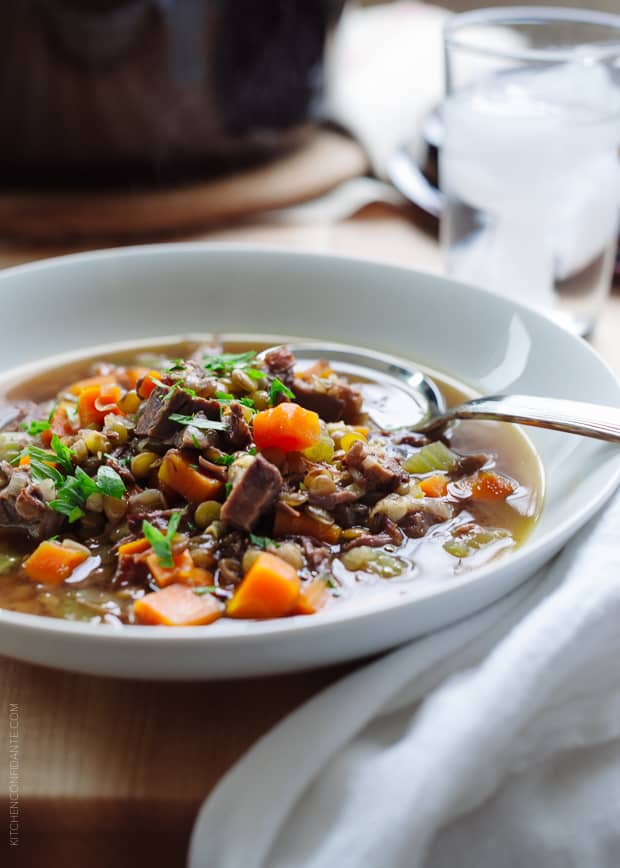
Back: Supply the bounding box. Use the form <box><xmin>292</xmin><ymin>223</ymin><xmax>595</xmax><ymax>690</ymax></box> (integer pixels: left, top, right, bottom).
<box><xmin>0</xmin><ymin>338</ymin><xmax>543</xmax><ymax>626</ymax></box>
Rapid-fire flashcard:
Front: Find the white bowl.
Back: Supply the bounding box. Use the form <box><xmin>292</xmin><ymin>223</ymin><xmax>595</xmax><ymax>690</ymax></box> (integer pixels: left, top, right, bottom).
<box><xmin>0</xmin><ymin>243</ymin><xmax>618</xmax><ymax>679</ymax></box>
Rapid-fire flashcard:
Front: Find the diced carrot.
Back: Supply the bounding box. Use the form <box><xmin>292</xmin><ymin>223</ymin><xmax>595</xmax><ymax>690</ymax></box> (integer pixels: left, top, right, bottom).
<box><xmin>67</xmin><ymin>374</ymin><xmax>118</xmax><ymax>396</ymax></box>
<box><xmin>134</xmin><ymin>584</ymin><xmax>223</xmax><ymax>626</ymax></box>
<box><xmin>470</xmin><ymin>471</ymin><xmax>516</xmax><ymax>501</ymax></box>
<box><xmin>252</xmin><ymin>403</ymin><xmax>321</xmax><ymax>453</ymax></box>
<box><xmin>227</xmin><ymin>552</ymin><xmax>301</xmax><ymax>619</ymax></box>
<box><xmin>124</xmin><ymin>367</ymin><xmax>150</xmax><ymax>389</ymax></box>
<box><xmin>158</xmin><ymin>450</ymin><xmax>224</xmax><ymax>504</ymax></box>
<box><xmin>293</xmin><ymin>577</ymin><xmax>328</xmax><ymax>615</ymax></box>
<box><xmin>42</xmin><ymin>401</ymin><xmax>79</xmax><ymax>446</ymax></box>
<box><xmin>77</xmin><ymin>384</ymin><xmax>124</xmax><ymax>428</ymax></box>
<box><xmin>24</xmin><ymin>540</ymin><xmax>88</xmax><ymax>585</ymax></box>
<box><xmin>136</xmin><ymin>370</ymin><xmax>162</xmax><ymax>399</ymax></box>
<box><xmin>145</xmin><ymin>549</ymin><xmax>213</xmax><ymax>588</ymax></box>
<box><xmin>18</xmin><ymin>454</ymin><xmax>30</xmax><ymax>467</ymax></box>
<box><xmin>118</xmin><ymin>537</ymin><xmax>151</xmax><ymax>557</ymax></box>
<box><xmin>419</xmin><ymin>475</ymin><xmax>449</xmax><ymax>498</ymax></box>
<box><xmin>273</xmin><ymin>508</ymin><xmax>341</xmax><ymax>544</ymax></box>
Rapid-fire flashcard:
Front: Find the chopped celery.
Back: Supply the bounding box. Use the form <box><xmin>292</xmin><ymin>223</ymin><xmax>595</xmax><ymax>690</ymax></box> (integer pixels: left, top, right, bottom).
<box><xmin>0</xmin><ymin>432</ymin><xmax>29</xmax><ymax>463</ymax></box>
<box><xmin>340</xmin><ymin>546</ymin><xmax>408</xmax><ymax>578</ymax></box>
<box><xmin>444</xmin><ymin>527</ymin><xmax>512</xmax><ymax>559</ymax></box>
<box><xmin>403</xmin><ymin>441</ymin><xmax>457</xmax><ymax>475</ymax></box>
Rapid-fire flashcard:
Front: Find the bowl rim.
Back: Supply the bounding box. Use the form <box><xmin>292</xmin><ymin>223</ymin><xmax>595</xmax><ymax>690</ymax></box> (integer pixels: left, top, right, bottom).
<box><xmin>0</xmin><ymin>241</ymin><xmax>618</xmax><ymax>645</ymax></box>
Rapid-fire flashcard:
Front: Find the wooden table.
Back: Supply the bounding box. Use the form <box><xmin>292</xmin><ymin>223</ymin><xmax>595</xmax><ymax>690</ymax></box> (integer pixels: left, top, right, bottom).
<box><xmin>1</xmin><ymin>203</ymin><xmax>619</xmax><ymax>867</ymax></box>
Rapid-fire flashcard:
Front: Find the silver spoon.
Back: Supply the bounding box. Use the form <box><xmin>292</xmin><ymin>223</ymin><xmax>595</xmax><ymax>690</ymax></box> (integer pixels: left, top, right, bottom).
<box><xmin>267</xmin><ymin>343</ymin><xmax>620</xmax><ymax>443</ymax></box>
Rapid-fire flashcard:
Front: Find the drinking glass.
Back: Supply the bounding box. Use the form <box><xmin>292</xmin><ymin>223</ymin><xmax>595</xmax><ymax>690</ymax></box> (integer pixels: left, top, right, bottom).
<box><xmin>439</xmin><ymin>7</ymin><xmax>620</xmax><ymax>336</ymax></box>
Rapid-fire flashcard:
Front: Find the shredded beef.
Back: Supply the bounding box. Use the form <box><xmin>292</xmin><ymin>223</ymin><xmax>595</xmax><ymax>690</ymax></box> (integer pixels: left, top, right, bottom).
<box><xmin>197</xmin><ymin>456</ymin><xmax>228</xmax><ymax>481</ymax></box>
<box><xmin>220</xmin><ymin>454</ymin><xmax>282</xmax><ymax>532</ymax></box>
<box><xmin>399</xmin><ymin>510</ymin><xmax>440</xmax><ymax>539</ymax></box>
<box><xmin>264</xmin><ymin>347</ymin><xmax>296</xmax><ymax>384</ymax></box>
<box><xmin>344</xmin><ymin>440</ymin><xmax>404</xmax><ymax>492</ymax></box>
<box><xmin>221</xmin><ymin>403</ymin><xmax>252</xmax><ymax>451</ymax></box>
<box><xmin>0</xmin><ymin>401</ymin><xmax>42</xmax><ymax>433</ymax></box>
<box><xmin>307</xmin><ymin>486</ymin><xmax>361</xmax><ymax>511</ymax></box>
<box><xmin>298</xmin><ymin>536</ymin><xmax>331</xmax><ymax>571</ymax></box>
<box><xmin>0</xmin><ymin>464</ymin><xmax>63</xmax><ymax>541</ymax></box>
<box><xmin>342</xmin><ymin>533</ymin><xmax>393</xmax><ymax>551</ymax></box>
<box><xmin>452</xmin><ymin>453</ymin><xmax>490</xmax><ymax>476</ymax></box>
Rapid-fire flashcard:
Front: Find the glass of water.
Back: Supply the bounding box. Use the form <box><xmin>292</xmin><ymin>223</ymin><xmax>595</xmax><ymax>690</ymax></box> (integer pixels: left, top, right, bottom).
<box><xmin>440</xmin><ymin>7</ymin><xmax>620</xmax><ymax>336</ymax></box>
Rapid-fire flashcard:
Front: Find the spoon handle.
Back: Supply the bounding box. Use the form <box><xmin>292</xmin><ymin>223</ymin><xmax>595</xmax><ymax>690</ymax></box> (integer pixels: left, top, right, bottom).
<box><xmin>427</xmin><ymin>395</ymin><xmax>620</xmax><ymax>443</ymax></box>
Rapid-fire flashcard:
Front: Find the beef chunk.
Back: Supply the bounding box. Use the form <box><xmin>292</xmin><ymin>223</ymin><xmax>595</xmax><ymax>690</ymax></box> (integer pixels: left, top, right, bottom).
<box><xmin>399</xmin><ymin>510</ymin><xmax>440</xmax><ymax>539</ymax></box>
<box><xmin>221</xmin><ymin>403</ymin><xmax>252</xmax><ymax>451</ymax></box>
<box><xmin>220</xmin><ymin>454</ymin><xmax>282</xmax><ymax>532</ymax></box>
<box><xmin>0</xmin><ymin>400</ymin><xmax>43</xmax><ymax>433</ymax></box>
<box><xmin>452</xmin><ymin>452</ymin><xmax>490</xmax><ymax>477</ymax></box>
<box><xmin>307</xmin><ymin>486</ymin><xmax>362</xmax><ymax>511</ymax></box>
<box><xmin>173</xmin><ymin>423</ymin><xmax>219</xmax><ymax>452</ymax></box>
<box><xmin>135</xmin><ymin>388</ymin><xmax>221</xmax><ymax>440</ymax></box>
<box><xmin>344</xmin><ymin>440</ymin><xmax>404</xmax><ymax>492</ymax></box>
<box><xmin>292</xmin><ymin>377</ymin><xmax>363</xmax><ymax>424</ymax></box>
<box><xmin>0</xmin><ymin>464</ymin><xmax>63</xmax><ymax>541</ymax></box>
<box><xmin>163</xmin><ymin>360</ymin><xmax>219</xmax><ymax>397</ymax></box>
<box><xmin>264</xmin><ymin>346</ymin><xmax>296</xmax><ymax>384</ymax></box>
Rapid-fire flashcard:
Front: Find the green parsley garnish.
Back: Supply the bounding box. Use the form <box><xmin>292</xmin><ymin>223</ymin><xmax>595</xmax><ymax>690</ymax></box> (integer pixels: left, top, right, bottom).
<box><xmin>49</xmin><ymin>465</ymin><xmax>127</xmax><ymax>523</ymax></box>
<box><xmin>248</xmin><ymin>446</ymin><xmax>257</xmax><ymax>456</ymax></box>
<box><xmin>269</xmin><ymin>377</ymin><xmax>295</xmax><ymax>405</ymax></box>
<box><xmin>249</xmin><ymin>533</ymin><xmax>278</xmax><ymax>549</ymax></box>
<box><xmin>164</xmin><ymin>359</ymin><xmax>186</xmax><ymax>372</ymax></box>
<box><xmin>215</xmin><ymin>391</ymin><xmax>235</xmax><ymax>401</ymax></box>
<box><xmin>25</xmin><ymin>446</ymin><xmax>64</xmax><ymax>486</ymax></box>
<box><xmin>225</xmin><ymin>482</ymin><xmax>232</xmax><ymax>497</ymax></box>
<box><xmin>20</xmin><ymin>420</ymin><xmax>51</xmax><ymax>436</ymax></box>
<box><xmin>191</xmin><ymin>433</ymin><xmax>201</xmax><ymax>449</ymax></box>
<box><xmin>203</xmin><ymin>351</ymin><xmax>257</xmax><ymax>375</ymax></box>
<box><xmin>142</xmin><ymin>512</ymin><xmax>182</xmax><ymax>569</ymax></box>
<box><xmin>213</xmin><ymin>453</ymin><xmax>235</xmax><ymax>467</ymax></box>
<box><xmin>192</xmin><ymin>586</ymin><xmax>220</xmax><ymax>595</ymax></box>
<box><xmin>50</xmin><ymin>434</ymin><xmax>74</xmax><ymax>474</ymax></box>
<box><xmin>169</xmin><ymin>413</ymin><xmax>227</xmax><ymax>431</ymax></box>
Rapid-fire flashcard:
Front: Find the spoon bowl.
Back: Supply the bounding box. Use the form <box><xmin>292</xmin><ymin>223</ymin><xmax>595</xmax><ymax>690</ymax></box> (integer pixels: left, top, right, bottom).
<box><xmin>274</xmin><ymin>342</ymin><xmax>620</xmax><ymax>443</ymax></box>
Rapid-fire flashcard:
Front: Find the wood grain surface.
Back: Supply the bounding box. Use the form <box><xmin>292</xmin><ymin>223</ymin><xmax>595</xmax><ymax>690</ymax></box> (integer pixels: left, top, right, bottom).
<box><xmin>1</xmin><ymin>202</ymin><xmax>619</xmax><ymax>868</ymax></box>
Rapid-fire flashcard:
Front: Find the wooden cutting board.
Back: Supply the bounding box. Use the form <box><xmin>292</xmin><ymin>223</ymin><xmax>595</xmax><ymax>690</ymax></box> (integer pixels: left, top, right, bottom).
<box><xmin>0</xmin><ymin>129</ymin><xmax>368</xmax><ymax>242</ymax></box>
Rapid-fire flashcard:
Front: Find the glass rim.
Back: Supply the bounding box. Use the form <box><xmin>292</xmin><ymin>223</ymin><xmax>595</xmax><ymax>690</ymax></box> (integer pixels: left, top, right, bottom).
<box><xmin>444</xmin><ymin>6</ymin><xmax>620</xmax><ymax>64</ymax></box>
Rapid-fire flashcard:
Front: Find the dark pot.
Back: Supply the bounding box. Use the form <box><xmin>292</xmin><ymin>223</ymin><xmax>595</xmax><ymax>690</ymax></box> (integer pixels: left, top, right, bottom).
<box><xmin>1</xmin><ymin>0</ymin><xmax>345</xmax><ymax>185</ymax></box>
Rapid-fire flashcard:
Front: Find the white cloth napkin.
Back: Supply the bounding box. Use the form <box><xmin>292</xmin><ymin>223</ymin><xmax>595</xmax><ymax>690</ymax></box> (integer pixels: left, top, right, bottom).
<box><xmin>189</xmin><ymin>487</ymin><xmax>620</xmax><ymax>868</ymax></box>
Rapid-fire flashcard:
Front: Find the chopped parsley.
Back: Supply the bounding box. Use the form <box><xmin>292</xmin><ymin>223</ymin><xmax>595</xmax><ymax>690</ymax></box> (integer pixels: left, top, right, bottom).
<box><xmin>269</xmin><ymin>377</ymin><xmax>295</xmax><ymax>405</ymax></box>
<box><xmin>216</xmin><ymin>392</ymin><xmax>255</xmax><ymax>409</ymax></box>
<box><xmin>20</xmin><ymin>419</ymin><xmax>51</xmax><ymax>436</ymax></box>
<box><xmin>49</xmin><ymin>465</ymin><xmax>126</xmax><ymax>523</ymax></box>
<box><xmin>50</xmin><ymin>434</ymin><xmax>74</xmax><ymax>474</ymax></box>
<box><xmin>213</xmin><ymin>453</ymin><xmax>235</xmax><ymax>467</ymax></box>
<box><xmin>192</xmin><ymin>586</ymin><xmax>219</xmax><ymax>595</ymax></box>
<box><xmin>225</xmin><ymin>482</ymin><xmax>232</xmax><ymax>497</ymax></box>
<box><xmin>169</xmin><ymin>413</ymin><xmax>227</xmax><ymax>431</ymax></box>
<box><xmin>249</xmin><ymin>533</ymin><xmax>278</xmax><ymax>549</ymax></box>
<box><xmin>203</xmin><ymin>351</ymin><xmax>257</xmax><ymax>375</ymax></box>
<box><xmin>191</xmin><ymin>433</ymin><xmax>201</xmax><ymax>449</ymax></box>
<box><xmin>142</xmin><ymin>512</ymin><xmax>182</xmax><ymax>569</ymax></box>
<box><xmin>164</xmin><ymin>359</ymin><xmax>186</xmax><ymax>372</ymax></box>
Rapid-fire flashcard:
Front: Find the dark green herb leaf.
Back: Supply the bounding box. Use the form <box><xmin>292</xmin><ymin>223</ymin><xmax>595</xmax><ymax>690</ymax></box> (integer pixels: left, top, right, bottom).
<box><xmin>95</xmin><ymin>465</ymin><xmax>126</xmax><ymax>499</ymax></box>
<box><xmin>269</xmin><ymin>377</ymin><xmax>295</xmax><ymax>405</ymax></box>
<box><xmin>169</xmin><ymin>413</ymin><xmax>227</xmax><ymax>431</ymax></box>
<box><xmin>142</xmin><ymin>511</ymin><xmax>182</xmax><ymax>569</ymax></box>
<box><xmin>213</xmin><ymin>453</ymin><xmax>235</xmax><ymax>467</ymax></box>
<box><xmin>248</xmin><ymin>446</ymin><xmax>257</xmax><ymax>456</ymax></box>
<box><xmin>20</xmin><ymin>420</ymin><xmax>51</xmax><ymax>436</ymax></box>
<box><xmin>249</xmin><ymin>533</ymin><xmax>277</xmax><ymax>549</ymax></box>
<box><xmin>50</xmin><ymin>434</ymin><xmax>75</xmax><ymax>474</ymax></box>
<box><xmin>238</xmin><ymin>397</ymin><xmax>255</xmax><ymax>409</ymax></box>
<box><xmin>203</xmin><ymin>351</ymin><xmax>257</xmax><ymax>375</ymax></box>
<box><xmin>225</xmin><ymin>482</ymin><xmax>232</xmax><ymax>497</ymax></box>
<box><xmin>164</xmin><ymin>359</ymin><xmax>186</xmax><ymax>372</ymax></box>
<box><xmin>191</xmin><ymin>433</ymin><xmax>201</xmax><ymax>449</ymax></box>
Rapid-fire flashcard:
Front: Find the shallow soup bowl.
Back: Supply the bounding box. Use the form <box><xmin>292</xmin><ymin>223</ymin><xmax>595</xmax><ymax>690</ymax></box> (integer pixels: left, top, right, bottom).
<box><xmin>0</xmin><ymin>243</ymin><xmax>618</xmax><ymax>679</ymax></box>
